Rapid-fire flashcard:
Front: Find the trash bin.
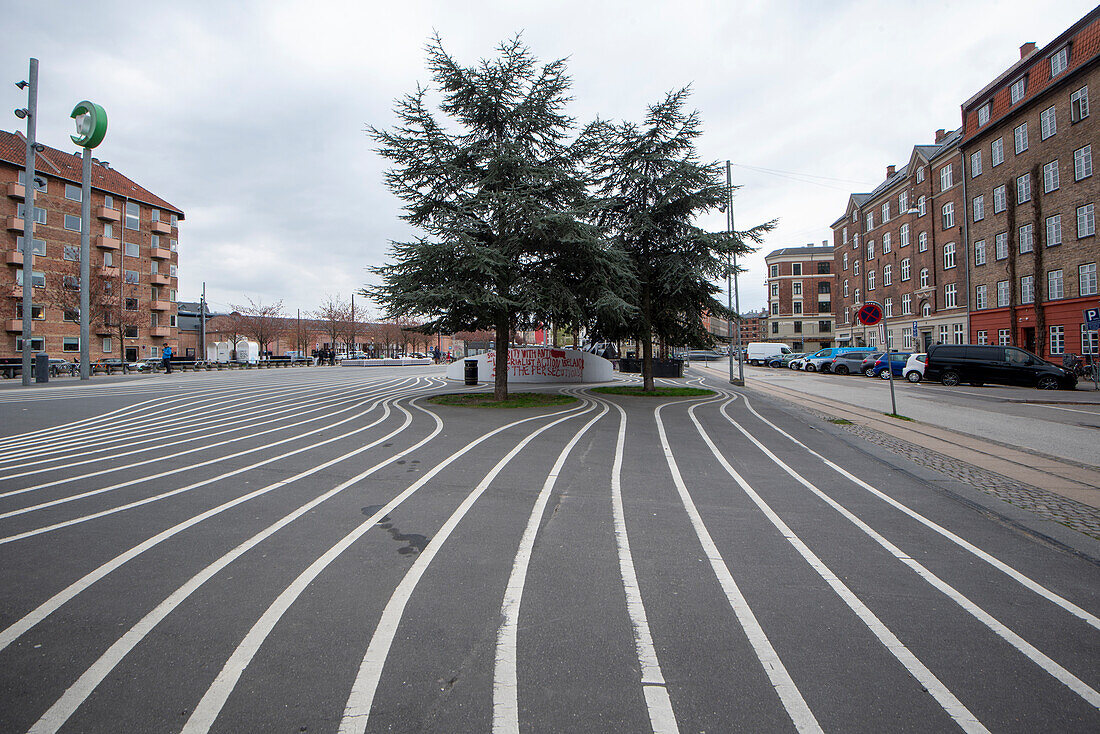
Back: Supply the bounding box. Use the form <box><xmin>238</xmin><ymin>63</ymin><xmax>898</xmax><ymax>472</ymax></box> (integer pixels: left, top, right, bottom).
<box><xmin>34</xmin><ymin>353</ymin><xmax>49</xmax><ymax>383</ymax></box>
<box><xmin>464</xmin><ymin>358</ymin><xmax>479</xmax><ymax>386</ymax></box>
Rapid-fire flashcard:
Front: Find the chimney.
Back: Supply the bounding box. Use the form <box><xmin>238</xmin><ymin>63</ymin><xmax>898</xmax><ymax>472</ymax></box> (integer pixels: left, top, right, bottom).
<box><xmin>887</xmin><ymin>164</ymin><xmax>896</xmax><ymax>178</ymax></box>
<box><xmin>1020</xmin><ymin>42</ymin><xmax>1037</xmax><ymax>59</ymax></box>
<box><xmin>935</xmin><ymin>128</ymin><xmax>946</xmax><ymax>143</ymax></box>
<box><xmin>822</xmin><ymin>240</ymin><xmax>828</xmax><ymax>248</ymax></box>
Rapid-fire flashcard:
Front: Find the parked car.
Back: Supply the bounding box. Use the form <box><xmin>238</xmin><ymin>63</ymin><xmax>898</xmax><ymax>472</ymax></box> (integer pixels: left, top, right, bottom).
<box><xmin>747</xmin><ymin>342</ymin><xmax>792</xmax><ymax>366</ymax></box>
<box><xmin>872</xmin><ymin>352</ymin><xmax>912</xmax><ymax>379</ymax></box>
<box><xmin>804</xmin><ymin>347</ymin><xmax>866</xmax><ymax>373</ymax></box>
<box><xmin>828</xmin><ymin>350</ymin><xmax>874</xmax><ymax>375</ymax></box>
<box><xmin>859</xmin><ymin>352</ymin><xmax>886</xmax><ymax>377</ymax></box>
<box><xmin>788</xmin><ymin>355</ymin><xmax>808</xmax><ymax>370</ymax></box>
<box><xmin>904</xmin><ymin>353</ymin><xmax>927</xmax><ymax>382</ymax></box>
<box><xmin>924</xmin><ymin>344</ymin><xmax>1077</xmax><ymax>390</ymax></box>
<box><xmin>687</xmin><ymin>349</ymin><xmax>724</xmax><ymax>362</ymax></box>
<box><xmin>768</xmin><ymin>351</ymin><xmax>806</xmax><ymax>368</ymax></box>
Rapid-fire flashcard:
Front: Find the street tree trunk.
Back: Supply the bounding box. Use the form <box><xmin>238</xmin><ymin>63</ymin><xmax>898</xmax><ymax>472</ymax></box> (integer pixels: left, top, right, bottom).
<box><xmin>494</xmin><ymin>317</ymin><xmax>510</xmax><ymax>401</ymax></box>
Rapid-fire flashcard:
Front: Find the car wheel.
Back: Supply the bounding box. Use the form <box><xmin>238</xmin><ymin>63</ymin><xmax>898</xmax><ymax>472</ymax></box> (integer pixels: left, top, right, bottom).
<box><xmin>805</xmin><ymin>363</ymin><xmax>816</xmax><ymax>372</ymax></box>
<box><xmin>906</xmin><ymin>371</ymin><xmax>922</xmax><ymax>383</ymax></box>
<box><xmin>863</xmin><ymin>367</ymin><xmax>875</xmax><ymax>377</ymax></box>
<box><xmin>1037</xmin><ymin>375</ymin><xmax>1059</xmax><ymax>390</ymax></box>
<box><xmin>879</xmin><ymin>370</ymin><xmax>893</xmax><ymax>380</ymax></box>
<box><xmin>941</xmin><ymin>370</ymin><xmax>961</xmax><ymax>386</ymax></box>
<box><xmin>834</xmin><ymin>365</ymin><xmax>849</xmax><ymax>375</ymax></box>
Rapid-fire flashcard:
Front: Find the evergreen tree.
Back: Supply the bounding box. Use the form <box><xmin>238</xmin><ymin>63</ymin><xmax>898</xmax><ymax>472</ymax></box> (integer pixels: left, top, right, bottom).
<box><xmin>588</xmin><ymin>88</ymin><xmax>775</xmax><ymax>391</ymax></box>
<box><xmin>367</xmin><ymin>35</ymin><xmax>630</xmax><ymax>400</ymax></box>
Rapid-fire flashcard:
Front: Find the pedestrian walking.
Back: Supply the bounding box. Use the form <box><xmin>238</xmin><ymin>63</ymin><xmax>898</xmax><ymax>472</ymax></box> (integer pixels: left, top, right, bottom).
<box><xmin>162</xmin><ymin>344</ymin><xmax>173</xmax><ymax>374</ymax></box>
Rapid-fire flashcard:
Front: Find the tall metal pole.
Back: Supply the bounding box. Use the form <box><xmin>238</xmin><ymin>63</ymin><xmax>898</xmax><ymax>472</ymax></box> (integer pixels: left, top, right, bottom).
<box><xmin>19</xmin><ymin>58</ymin><xmax>39</xmax><ymax>386</ymax></box>
<box><xmin>727</xmin><ymin>161</ymin><xmax>744</xmax><ymax>385</ymax></box>
<box><xmin>79</xmin><ymin>148</ymin><xmax>91</xmax><ymax>379</ymax></box>
<box><xmin>885</xmin><ymin>320</ymin><xmax>898</xmax><ymax>415</ymax></box>
<box><xmin>201</xmin><ymin>281</ymin><xmax>207</xmax><ymax>359</ymax></box>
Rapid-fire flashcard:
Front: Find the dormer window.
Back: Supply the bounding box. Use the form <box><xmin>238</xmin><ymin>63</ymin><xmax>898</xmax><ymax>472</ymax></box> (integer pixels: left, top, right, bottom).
<box><xmin>1010</xmin><ymin>76</ymin><xmax>1027</xmax><ymax>104</ymax></box>
<box><xmin>1050</xmin><ymin>46</ymin><xmax>1069</xmax><ymax>77</ymax></box>
<box><xmin>977</xmin><ymin>103</ymin><xmax>990</xmax><ymax>126</ymax></box>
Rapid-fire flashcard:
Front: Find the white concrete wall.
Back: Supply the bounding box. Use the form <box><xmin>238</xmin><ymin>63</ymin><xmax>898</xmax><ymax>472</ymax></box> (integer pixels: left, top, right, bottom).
<box><xmin>445</xmin><ymin>347</ymin><xmax>613</xmax><ymax>383</ymax></box>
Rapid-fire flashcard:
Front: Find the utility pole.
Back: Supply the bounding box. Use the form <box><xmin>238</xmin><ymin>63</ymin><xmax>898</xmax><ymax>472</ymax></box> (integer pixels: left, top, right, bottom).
<box><xmin>727</xmin><ymin>161</ymin><xmax>744</xmax><ymax>386</ymax></box>
<box><xmin>70</xmin><ymin>100</ymin><xmax>107</xmax><ymax>381</ymax></box>
<box><xmin>200</xmin><ymin>282</ymin><xmax>207</xmax><ymax>359</ymax></box>
<box><xmin>351</xmin><ymin>292</ymin><xmax>356</xmax><ymax>354</ymax></box>
<box><xmin>17</xmin><ymin>59</ymin><xmax>39</xmax><ymax>386</ymax></box>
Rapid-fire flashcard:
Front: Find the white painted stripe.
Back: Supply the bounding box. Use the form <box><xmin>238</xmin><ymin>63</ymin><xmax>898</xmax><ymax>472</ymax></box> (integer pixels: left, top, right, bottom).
<box><xmin>24</xmin><ymin>399</ymin><xmax>437</xmax><ymax>734</ymax></box>
<box><xmin>720</xmin><ymin>398</ymin><xmax>1100</xmax><ymax>711</ymax></box>
<box><xmin>189</xmin><ymin>402</ymin><xmax>591</xmax><ymax>734</ymax></box>
<box><xmin>653</xmin><ymin>400</ymin><xmax>822</xmax><ymax>733</ymax></box>
<box><xmin>692</xmin><ymin>399</ymin><xmax>987</xmax><ymax>732</ymax></box>
<box><xmin>492</xmin><ymin>394</ymin><xmax>609</xmax><ymax>733</ymax></box>
<box><xmin>607</xmin><ymin>400</ymin><xmax>679</xmax><ymax>734</ymax></box>
<box><xmin>737</xmin><ymin>395</ymin><xmax>1100</xmax><ymax>631</ymax></box>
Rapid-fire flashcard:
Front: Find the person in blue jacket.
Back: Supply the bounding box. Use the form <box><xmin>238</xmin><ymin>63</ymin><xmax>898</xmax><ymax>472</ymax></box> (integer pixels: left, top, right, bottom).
<box><xmin>162</xmin><ymin>344</ymin><xmax>172</xmax><ymax>374</ymax></box>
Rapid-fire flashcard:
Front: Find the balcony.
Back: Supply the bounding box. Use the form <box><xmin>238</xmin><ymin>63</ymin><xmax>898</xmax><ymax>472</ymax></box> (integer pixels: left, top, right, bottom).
<box><xmin>150</xmin><ymin>300</ymin><xmax>171</xmax><ymax>311</ymax></box>
<box><xmin>95</xmin><ymin>236</ymin><xmax>120</xmax><ymax>250</ymax></box>
<box><xmin>151</xmin><ymin>220</ymin><xmax>172</xmax><ymax>235</ymax></box>
<box><xmin>5</xmin><ymin>216</ymin><xmax>25</xmax><ymax>232</ymax></box>
<box><xmin>150</xmin><ymin>326</ymin><xmax>172</xmax><ymax>337</ymax></box>
<box><xmin>4</xmin><ymin>251</ymin><xmax>23</xmax><ymax>266</ymax></box>
<box><xmin>150</xmin><ymin>247</ymin><xmax>171</xmax><ymax>260</ymax></box>
<box><xmin>5</xmin><ymin>182</ymin><xmax>25</xmax><ymax>199</ymax></box>
<box><xmin>5</xmin><ymin>319</ymin><xmax>22</xmax><ymax>332</ymax></box>
<box><xmin>151</xmin><ymin>272</ymin><xmax>171</xmax><ymax>286</ymax></box>
<box><xmin>96</xmin><ymin>206</ymin><xmax>121</xmax><ymax>222</ymax></box>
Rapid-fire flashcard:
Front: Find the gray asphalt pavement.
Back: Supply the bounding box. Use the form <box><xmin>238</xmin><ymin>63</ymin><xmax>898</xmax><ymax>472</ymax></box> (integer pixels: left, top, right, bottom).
<box><xmin>1</xmin><ymin>365</ymin><xmax>1097</xmax><ymax>733</ymax></box>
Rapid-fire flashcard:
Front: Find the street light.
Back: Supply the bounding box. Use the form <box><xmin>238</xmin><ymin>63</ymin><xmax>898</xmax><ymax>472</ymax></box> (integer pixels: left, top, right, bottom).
<box><xmin>16</xmin><ymin>59</ymin><xmax>38</xmax><ymax>386</ymax></box>
<box><xmin>724</xmin><ymin>160</ymin><xmax>744</xmax><ymax>386</ymax></box>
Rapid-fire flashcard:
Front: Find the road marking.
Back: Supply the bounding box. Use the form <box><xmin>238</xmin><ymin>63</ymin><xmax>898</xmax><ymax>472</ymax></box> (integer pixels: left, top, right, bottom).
<box><xmin>737</xmin><ymin>394</ymin><xmax>1100</xmax><ymax>631</ymax></box>
<box><xmin>723</xmin><ymin>396</ymin><xmax>1100</xmax><ymax>710</ymax></box>
<box><xmin>653</xmin><ymin>398</ymin><xmax>822</xmax><ymax>733</ymax></box>
<box><xmin>693</xmin><ymin>399</ymin><xmax>987</xmax><ymax>732</ymax></box>
<box><xmin>493</xmin><ymin>393</ymin><xmax>609</xmax><ymax>733</ymax></box>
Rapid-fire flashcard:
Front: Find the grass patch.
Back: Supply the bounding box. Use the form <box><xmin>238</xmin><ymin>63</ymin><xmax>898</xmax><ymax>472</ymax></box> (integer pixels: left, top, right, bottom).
<box><xmin>885</xmin><ymin>413</ymin><xmax>914</xmax><ymax>421</ymax></box>
<box><xmin>591</xmin><ymin>386</ymin><xmax>714</xmax><ymax>397</ymax></box>
<box><xmin>429</xmin><ymin>392</ymin><xmax>577</xmax><ymax>408</ymax></box>
<box><xmin>828</xmin><ymin>418</ymin><xmax>853</xmax><ymax>425</ymax></box>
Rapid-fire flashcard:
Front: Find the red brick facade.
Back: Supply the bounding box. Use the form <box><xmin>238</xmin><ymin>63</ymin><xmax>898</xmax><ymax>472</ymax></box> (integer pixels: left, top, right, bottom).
<box><xmin>764</xmin><ymin>246</ymin><xmax>836</xmax><ymax>351</ymax></box>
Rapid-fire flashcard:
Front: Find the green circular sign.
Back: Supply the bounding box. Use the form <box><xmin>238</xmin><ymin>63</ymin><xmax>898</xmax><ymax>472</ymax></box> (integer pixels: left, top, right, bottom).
<box><xmin>70</xmin><ymin>100</ymin><xmax>108</xmax><ymax>148</ymax></box>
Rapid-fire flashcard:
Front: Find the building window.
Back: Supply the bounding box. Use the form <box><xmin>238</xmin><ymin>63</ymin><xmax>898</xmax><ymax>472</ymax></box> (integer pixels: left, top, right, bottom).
<box><xmin>151</xmin><ymin>234</ymin><xmax>160</xmax><ymax>249</ymax></box>
<box><xmin>1050</xmin><ymin>47</ymin><xmax>1068</xmax><ymax>77</ymax></box>
<box><xmin>843</xmin><ymin>280</ymin><xmax>849</xmax><ymax>297</ymax></box>
<box><xmin>16</xmin><ymin>236</ymin><xmax>46</xmax><ymax>255</ymax></box>
<box><xmin>1081</xmin><ymin>263</ymin><xmax>1098</xmax><ymax>296</ymax></box>
<box><xmin>900</xmin><ymin>223</ymin><xmax>909</xmax><ymax>247</ymax></box>
<box><xmin>938</xmin><ymin>324</ymin><xmax>949</xmax><ymax>343</ymax></box>
<box><xmin>1046</xmin><ymin>215</ymin><xmax>1062</xmax><ymax>246</ymax></box>
<box><xmin>902</xmin><ymin>293</ymin><xmax>911</xmax><ymax>314</ymax></box>
<box><xmin>793</xmin><ymin>281</ymin><xmax>802</xmax><ymax>296</ymax></box>
<box><xmin>998</xmin><ymin>329</ymin><xmax>1011</xmax><ymax>345</ymax></box>
<box><xmin>997</xmin><ymin>280</ymin><xmax>1009</xmax><ymax>307</ymax></box>
<box><xmin>124</xmin><ymin>326</ymin><xmax>138</xmax><ymax>339</ymax></box>
<box><xmin>842</xmin><ymin>253</ymin><xmax>848</xmax><ymax>270</ymax></box>
<box><xmin>867</xmin><ymin>240</ymin><xmax>875</xmax><ymax>260</ymax></box>
<box><xmin>17</xmin><ymin>203</ymin><xmax>46</xmax><ymax>224</ymax></box>
<box><xmin>917</xmin><ymin>195</ymin><xmax>926</xmax><ymax>217</ymax></box>
<box><xmin>1021</xmin><ymin>275</ymin><xmax>1034</xmax><ymax>303</ymax></box>
<box><xmin>993</xmin><ymin>185</ymin><xmax>1006</xmax><ymax>213</ymax></box>
<box><xmin>918</xmin><ymin>231</ymin><xmax>927</xmax><ymax>252</ymax></box>
<box><xmin>103</xmin><ymin>223</ymin><xmax>114</xmax><ymax>238</ymax></box>
<box><xmin>882</xmin><ymin>201</ymin><xmax>890</xmax><ymax>222</ymax></box>
<box><xmin>792</xmin><ymin>263</ymin><xmax>802</xmax><ymax>276</ymax></box>
<box><xmin>817</xmin><ymin>301</ymin><xmax>829</xmax><ymax>313</ymax></box>
<box><xmin>995</xmin><ymin>232</ymin><xmax>1008</xmax><ymax>260</ymax></box>
<box><xmin>1071</xmin><ymin>86</ymin><xmax>1090</xmax><ymax>122</ymax></box>
<box><xmin>1010</xmin><ymin>76</ymin><xmax>1027</xmax><ymax>104</ymax></box>
<box><xmin>16</xmin><ymin>338</ymin><xmax>45</xmax><ymax>352</ymax></box>
<box><xmin>770</xmin><ymin>264</ymin><xmax>779</xmax><ymax>277</ymax></box>
<box><xmin>1040</xmin><ymin>105</ymin><xmax>1057</xmax><ymax>140</ymax></box>
<box><xmin>916</xmin><ymin>166</ymin><xmax>925</xmax><ymax>183</ymax></box>
<box><xmin>976</xmin><ymin>284</ymin><xmax>987</xmax><ymax>309</ymax></box>
<box><xmin>17</xmin><ymin>171</ymin><xmax>47</xmax><ymax>193</ymax></box>
<box><xmin>1016</xmin><ymin>173</ymin><xmax>1031</xmax><ymax>203</ymax></box>
<box><xmin>817</xmin><ymin>261</ymin><xmax>830</xmax><ymax>274</ymax></box>
<box><xmin>1082</xmin><ymin>325</ymin><xmax>1099</xmax><ymax>355</ymax></box>
<box><xmin>63</xmin><ymin>337</ymin><xmax>80</xmax><ymax>352</ymax></box>
<box><xmin>953</xmin><ymin>324</ymin><xmax>965</xmax><ymax>344</ymax></box>
<box><xmin>1079</xmin><ymin>203</ymin><xmax>1096</xmax><ymax>238</ymax></box>
<box><xmin>883</xmin><ymin>233</ymin><xmax>892</xmax><ymax>253</ymax></box>
<box><xmin>945</xmin><ymin>283</ymin><xmax>958</xmax><ymax>309</ymax></box>
<box><xmin>899</xmin><ymin>191</ymin><xmax>908</xmax><ymax>212</ymax></box>
<box><xmin>771</xmin><ymin>322</ymin><xmax>778</xmax><ymax>334</ymax></box>
<box><xmin>170</xmin><ymin>239</ymin><xmax>178</xmax><ymax>252</ymax></box>
<box><xmin>124</xmin><ymin>241</ymin><xmax>139</xmax><ymax>258</ymax></box>
<box><xmin>818</xmin><ymin>281</ymin><xmax>830</xmax><ymax>294</ymax></box>
<box><xmin>1014</xmin><ymin>122</ymin><xmax>1028</xmax><ymax>154</ymax></box>
<box><xmin>102</xmin><ymin>337</ymin><xmax>112</xmax><ymax>353</ymax></box>
<box><xmin>869</xmin><ymin>330</ymin><xmax>877</xmax><ymax>348</ymax></box>
<box><xmin>978</xmin><ymin>103</ymin><xmax>991</xmax><ymax>126</ymax></box>
<box><xmin>866</xmin><ymin>212</ymin><xmax>875</xmax><ymax>230</ymax></box>
<box><xmin>844</xmin><ymin>307</ymin><xmax>850</xmax><ymax>324</ymax></box>
<box><xmin>885</xmin><ymin>297</ymin><xmax>893</xmax><ymax>317</ymax></box>
<box><xmin>819</xmin><ymin>320</ymin><xmax>831</xmax><ymax>333</ymax></box>
<box><xmin>884</xmin><ymin>264</ymin><xmax>892</xmax><ymax>285</ymax></box>
<box><xmin>169</xmin><ymin>288</ymin><xmax>177</xmax><ymax>302</ymax></box>
<box><xmin>1075</xmin><ymin>145</ymin><xmax>1093</xmax><ymax>180</ymax></box>
<box><xmin>923</xmin><ymin>302</ymin><xmax>932</xmax><ymax>318</ymax></box>
<box><xmin>973</xmin><ymin>195</ymin><xmax>984</xmax><ymax>222</ymax></box>
<box><xmin>1050</xmin><ymin>325</ymin><xmax>1065</xmax><ymax>354</ymax></box>
<box><xmin>65</xmin><ymin>183</ymin><xmax>82</xmax><ymax>201</ymax></box>
<box><xmin>124</xmin><ymin>269</ymin><xmax>139</xmax><ymax>285</ymax></box>
<box><xmin>854</xmin><ymin>288</ymin><xmax>861</xmax><ymax>303</ymax></box>
<box><xmin>15</xmin><ymin>269</ymin><xmax>46</xmax><ymax>288</ymax></box>
<box><xmin>16</xmin><ymin>303</ymin><xmax>44</xmax><ymax>320</ymax></box>
<box><xmin>64</xmin><ymin>214</ymin><xmax>82</xmax><ymax>232</ymax></box>
<box><xmin>919</xmin><ymin>268</ymin><xmax>930</xmax><ymax>288</ymax></box>
<box><xmin>904</xmin><ymin>330</ymin><xmax>914</xmax><ymax>349</ymax></box>
<box><xmin>771</xmin><ymin>303</ymin><xmax>779</xmax><ymax>315</ymax></box>
<box><xmin>940</xmin><ymin>164</ymin><xmax>953</xmax><ymax>191</ymax></box>
<box><xmin>868</xmin><ymin>271</ymin><xmax>876</xmax><ymax>290</ymax></box>
<box><xmin>992</xmin><ymin>138</ymin><xmax>1004</xmax><ymax>166</ymax></box>
<box><xmin>901</xmin><ymin>258</ymin><xmax>911</xmax><ymax>280</ymax></box>
<box><xmin>943</xmin><ymin>202</ymin><xmax>955</xmax><ymax>229</ymax></box>
<box><xmin>971</xmin><ymin>150</ymin><xmax>982</xmax><ymax>176</ymax></box>
<box><xmin>1043</xmin><ymin>160</ymin><xmax>1059</xmax><ymax>192</ymax></box>
<box><xmin>977</xmin><ymin>330</ymin><xmax>988</xmax><ymax>345</ymax></box>
<box><xmin>1048</xmin><ymin>269</ymin><xmax>1064</xmax><ymax>299</ymax></box>
<box><xmin>974</xmin><ymin>240</ymin><xmax>986</xmax><ymax>265</ymax></box>
<box><xmin>125</xmin><ymin>201</ymin><xmax>140</xmax><ymax>230</ymax></box>
<box><xmin>943</xmin><ymin>242</ymin><xmax>956</xmax><ymax>269</ymax></box>
<box><xmin>170</xmin><ymin>213</ymin><xmax>178</xmax><ymax>226</ymax></box>
<box><xmin>1019</xmin><ymin>223</ymin><xmax>1033</xmax><ymax>253</ymax></box>
<box><xmin>63</xmin><ymin>244</ymin><xmax>79</xmax><ymax>262</ymax></box>
<box><xmin>854</xmin><ymin>261</ymin><xmax>859</xmax><ymax>276</ymax></box>
<box><xmin>842</xmin><ymin>226</ymin><xmax>848</xmax><ymax>244</ymax></box>
<box><xmin>770</xmin><ymin>283</ymin><xmax>778</xmax><ymax>297</ymax></box>
<box><xmin>793</xmin><ymin>321</ymin><xmax>802</xmax><ymax>333</ymax></box>
<box><xmin>63</xmin><ymin>275</ymin><xmax>80</xmax><ymax>291</ymax></box>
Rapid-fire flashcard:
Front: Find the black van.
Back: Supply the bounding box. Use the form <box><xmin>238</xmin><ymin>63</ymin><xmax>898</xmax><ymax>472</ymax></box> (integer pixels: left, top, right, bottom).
<box><xmin>924</xmin><ymin>344</ymin><xmax>1077</xmax><ymax>390</ymax></box>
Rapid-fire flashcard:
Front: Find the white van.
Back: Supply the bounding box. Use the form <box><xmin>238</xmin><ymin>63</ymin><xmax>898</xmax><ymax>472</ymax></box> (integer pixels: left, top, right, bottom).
<box><xmin>746</xmin><ymin>342</ymin><xmax>792</xmax><ymax>366</ymax></box>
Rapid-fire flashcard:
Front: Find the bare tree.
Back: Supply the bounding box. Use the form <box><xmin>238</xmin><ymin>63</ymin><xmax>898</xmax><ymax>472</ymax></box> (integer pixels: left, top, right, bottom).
<box><xmin>312</xmin><ymin>294</ymin><xmax>349</xmax><ymax>353</ymax></box>
<box><xmin>47</xmin><ymin>262</ymin><xmax>147</xmax><ymax>372</ymax></box>
<box><xmin>228</xmin><ymin>298</ymin><xmax>287</xmax><ymax>355</ymax></box>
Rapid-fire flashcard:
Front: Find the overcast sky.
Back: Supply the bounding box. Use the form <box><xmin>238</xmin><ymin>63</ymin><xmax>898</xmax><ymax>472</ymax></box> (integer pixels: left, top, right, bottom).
<box><xmin>2</xmin><ymin>0</ymin><xmax>1094</xmax><ymax>319</ymax></box>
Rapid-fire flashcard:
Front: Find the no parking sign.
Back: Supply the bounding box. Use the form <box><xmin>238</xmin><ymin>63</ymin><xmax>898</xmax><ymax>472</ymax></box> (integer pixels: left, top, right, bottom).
<box><xmin>857</xmin><ymin>302</ymin><xmax>883</xmax><ymax>326</ymax></box>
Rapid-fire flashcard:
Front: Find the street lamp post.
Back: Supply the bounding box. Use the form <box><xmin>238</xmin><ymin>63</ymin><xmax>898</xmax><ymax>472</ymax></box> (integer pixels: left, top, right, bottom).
<box><xmin>16</xmin><ymin>59</ymin><xmax>39</xmax><ymax>386</ymax></box>
<box><xmin>70</xmin><ymin>100</ymin><xmax>108</xmax><ymax>381</ymax></box>
<box><xmin>726</xmin><ymin>160</ymin><xmax>744</xmax><ymax>386</ymax></box>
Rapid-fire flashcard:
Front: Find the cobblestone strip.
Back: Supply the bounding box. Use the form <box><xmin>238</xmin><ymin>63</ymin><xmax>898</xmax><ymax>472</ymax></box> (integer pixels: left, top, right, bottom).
<box><xmin>799</xmin><ymin>405</ymin><xmax>1100</xmax><ymax>541</ymax></box>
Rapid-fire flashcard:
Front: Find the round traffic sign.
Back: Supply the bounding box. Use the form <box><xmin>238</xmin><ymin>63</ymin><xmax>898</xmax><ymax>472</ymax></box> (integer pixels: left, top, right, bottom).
<box><xmin>857</xmin><ymin>302</ymin><xmax>883</xmax><ymax>326</ymax></box>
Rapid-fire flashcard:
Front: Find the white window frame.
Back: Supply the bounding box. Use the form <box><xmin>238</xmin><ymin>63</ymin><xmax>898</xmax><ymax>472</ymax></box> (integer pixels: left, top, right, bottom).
<box><xmin>1014</xmin><ymin>122</ymin><xmax>1028</xmax><ymax>154</ymax></box>
<box><xmin>1016</xmin><ymin>173</ymin><xmax>1031</xmax><ymax>203</ymax></box>
<box><xmin>943</xmin><ymin>242</ymin><xmax>956</xmax><ymax>269</ymax></box>
<box><xmin>1010</xmin><ymin>76</ymin><xmax>1027</xmax><ymax>104</ymax></box>
<box><xmin>1019</xmin><ymin>223</ymin><xmax>1033</xmax><ymax>253</ymax></box>
<box><xmin>1040</xmin><ymin>105</ymin><xmax>1056</xmax><ymax>140</ymax></box>
<box><xmin>997</xmin><ymin>281</ymin><xmax>1009</xmax><ymax>307</ymax></box>
<box><xmin>1080</xmin><ymin>262</ymin><xmax>1098</xmax><ymax>296</ymax></box>
<box><xmin>1046</xmin><ymin>215</ymin><xmax>1062</xmax><ymax>247</ymax></box>
<box><xmin>942</xmin><ymin>201</ymin><xmax>954</xmax><ymax>229</ymax></box>
<box><xmin>1071</xmin><ymin>86</ymin><xmax>1090</xmax><ymax>122</ymax></box>
<box><xmin>992</xmin><ymin>138</ymin><xmax>1004</xmax><ymax>166</ymax></box>
<box><xmin>995</xmin><ymin>232</ymin><xmax>1008</xmax><ymax>260</ymax></box>
<box><xmin>1050</xmin><ymin>47</ymin><xmax>1068</xmax><ymax>77</ymax></box>
<box><xmin>970</xmin><ymin>150</ymin><xmax>982</xmax><ymax>176</ymax></box>
<box><xmin>920</xmin><ymin>268</ymin><xmax>930</xmax><ymax>289</ymax></box>
<box><xmin>993</xmin><ymin>185</ymin><xmax>1006</xmax><ymax>213</ymax></box>
<box><xmin>976</xmin><ymin>284</ymin><xmax>987</xmax><ymax>309</ymax></box>
<box><xmin>1021</xmin><ymin>275</ymin><xmax>1034</xmax><ymax>304</ymax></box>
<box><xmin>1075</xmin><ymin>145</ymin><xmax>1093</xmax><ymax>180</ymax></box>
<box><xmin>1079</xmin><ymin>203</ymin><xmax>1096</xmax><ymax>238</ymax></box>
<box><xmin>918</xmin><ymin>231</ymin><xmax>928</xmax><ymax>252</ymax></box>
<box><xmin>1050</xmin><ymin>325</ymin><xmax>1065</xmax><ymax>355</ymax></box>
<box><xmin>940</xmin><ymin>164</ymin><xmax>953</xmax><ymax>191</ymax></box>
<box><xmin>973</xmin><ymin>194</ymin><xmax>984</xmax><ymax>222</ymax></box>
<box><xmin>977</xmin><ymin>103</ymin><xmax>991</xmax><ymax>126</ymax></box>
<box><xmin>1048</xmin><ymin>269</ymin><xmax>1064</xmax><ymax>300</ymax></box>
<box><xmin>974</xmin><ymin>239</ymin><xmax>986</xmax><ymax>265</ymax></box>
<box><xmin>1043</xmin><ymin>160</ymin><xmax>1059</xmax><ymax>192</ymax></box>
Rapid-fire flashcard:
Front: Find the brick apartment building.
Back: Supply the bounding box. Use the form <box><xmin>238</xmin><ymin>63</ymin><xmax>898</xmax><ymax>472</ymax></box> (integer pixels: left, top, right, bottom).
<box><xmin>1</xmin><ymin>130</ymin><xmax>183</xmax><ymax>362</ymax></box>
<box><xmin>960</xmin><ymin>10</ymin><xmax>1099</xmax><ymax>360</ymax></box>
<box><xmin>764</xmin><ymin>244</ymin><xmax>835</xmax><ymax>352</ymax></box>
<box><xmin>702</xmin><ymin>307</ymin><xmax>767</xmax><ymax>345</ymax></box>
<box><xmin>832</xmin><ymin>129</ymin><xmax>969</xmax><ymax>351</ymax></box>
